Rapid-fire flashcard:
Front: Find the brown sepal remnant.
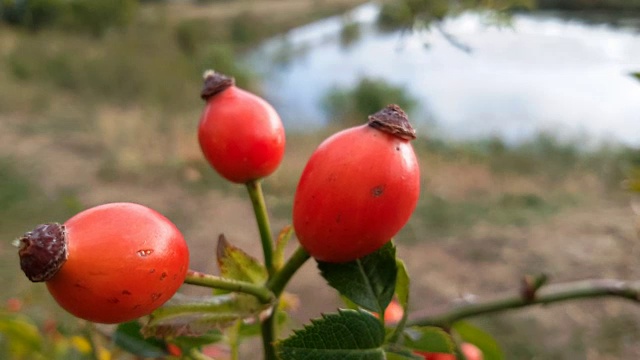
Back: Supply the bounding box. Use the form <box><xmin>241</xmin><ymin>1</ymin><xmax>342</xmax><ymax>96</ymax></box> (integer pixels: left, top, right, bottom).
<box><xmin>200</xmin><ymin>70</ymin><xmax>235</xmax><ymax>101</ymax></box>
<box><xmin>367</xmin><ymin>104</ymin><xmax>417</xmax><ymax>141</ymax></box>
<box><xmin>18</xmin><ymin>223</ymin><xmax>68</xmax><ymax>282</ymax></box>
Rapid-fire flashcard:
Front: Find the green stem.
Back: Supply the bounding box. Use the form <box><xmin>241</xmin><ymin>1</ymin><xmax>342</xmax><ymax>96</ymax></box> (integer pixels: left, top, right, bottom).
<box><xmin>267</xmin><ymin>246</ymin><xmax>310</xmax><ymax>296</ymax></box>
<box><xmin>388</xmin><ymin>305</ymin><xmax>409</xmax><ymax>344</ymax></box>
<box><xmin>184</xmin><ymin>270</ymin><xmax>274</xmax><ymax>304</ymax></box>
<box><xmin>261</xmin><ymin>247</ymin><xmax>310</xmax><ymax>360</ymax></box>
<box><xmin>261</xmin><ymin>300</ymin><xmax>279</xmax><ymax>360</ymax></box>
<box><xmin>246</xmin><ymin>180</ymin><xmax>275</xmax><ymax>277</ymax></box>
<box><xmin>408</xmin><ymin>279</ymin><xmax>640</xmax><ymax>328</ymax></box>
<box><xmin>188</xmin><ymin>348</ymin><xmax>214</xmax><ymax>360</ymax></box>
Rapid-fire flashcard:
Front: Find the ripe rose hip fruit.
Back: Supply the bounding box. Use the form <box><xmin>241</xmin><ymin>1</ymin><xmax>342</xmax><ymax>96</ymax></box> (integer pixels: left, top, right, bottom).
<box><xmin>293</xmin><ymin>104</ymin><xmax>420</xmax><ymax>263</ymax></box>
<box><xmin>198</xmin><ymin>71</ymin><xmax>285</xmax><ymax>183</ymax></box>
<box><xmin>374</xmin><ymin>298</ymin><xmax>404</xmax><ymax>324</ymax></box>
<box><xmin>415</xmin><ymin>343</ymin><xmax>483</xmax><ymax>360</ymax></box>
<box><xmin>18</xmin><ymin>202</ymin><xmax>189</xmax><ymax>324</ymax></box>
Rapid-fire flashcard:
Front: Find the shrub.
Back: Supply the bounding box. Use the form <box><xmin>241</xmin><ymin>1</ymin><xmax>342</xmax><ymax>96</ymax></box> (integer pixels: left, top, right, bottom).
<box><xmin>322</xmin><ymin>77</ymin><xmax>417</xmax><ymax>127</ymax></box>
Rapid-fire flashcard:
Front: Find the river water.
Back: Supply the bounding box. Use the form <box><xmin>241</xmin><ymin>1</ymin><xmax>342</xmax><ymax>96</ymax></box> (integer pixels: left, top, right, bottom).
<box><xmin>248</xmin><ymin>3</ymin><xmax>640</xmax><ymax>146</ymax></box>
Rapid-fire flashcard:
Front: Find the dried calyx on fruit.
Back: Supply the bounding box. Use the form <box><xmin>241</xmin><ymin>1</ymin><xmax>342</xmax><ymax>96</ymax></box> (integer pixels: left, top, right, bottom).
<box><xmin>200</xmin><ymin>70</ymin><xmax>235</xmax><ymax>100</ymax></box>
<box><xmin>18</xmin><ymin>223</ymin><xmax>68</xmax><ymax>282</ymax></box>
<box><xmin>367</xmin><ymin>104</ymin><xmax>417</xmax><ymax>140</ymax></box>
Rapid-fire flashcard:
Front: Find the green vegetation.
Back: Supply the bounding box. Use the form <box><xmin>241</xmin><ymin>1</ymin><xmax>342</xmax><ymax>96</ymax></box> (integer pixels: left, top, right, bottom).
<box><xmin>537</xmin><ymin>0</ymin><xmax>640</xmax><ymax>11</ymax></box>
<box><xmin>0</xmin><ymin>0</ymin><xmax>137</xmax><ymax>34</ymax></box>
<box><xmin>377</xmin><ymin>0</ymin><xmax>640</xmax><ymax>32</ymax></box>
<box><xmin>377</xmin><ymin>0</ymin><xmax>535</xmax><ymax>30</ymax></box>
<box><xmin>322</xmin><ymin>77</ymin><xmax>418</xmax><ymax>127</ymax></box>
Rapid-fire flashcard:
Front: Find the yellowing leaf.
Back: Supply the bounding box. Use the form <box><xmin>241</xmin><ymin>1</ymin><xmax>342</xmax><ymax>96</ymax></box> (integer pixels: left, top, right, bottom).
<box><xmin>217</xmin><ymin>234</ymin><xmax>268</xmax><ymax>285</ymax></box>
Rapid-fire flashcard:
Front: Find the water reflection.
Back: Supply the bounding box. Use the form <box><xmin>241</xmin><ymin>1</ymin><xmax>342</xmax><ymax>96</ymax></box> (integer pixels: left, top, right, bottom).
<box><xmin>248</xmin><ymin>3</ymin><xmax>640</xmax><ymax>146</ymax></box>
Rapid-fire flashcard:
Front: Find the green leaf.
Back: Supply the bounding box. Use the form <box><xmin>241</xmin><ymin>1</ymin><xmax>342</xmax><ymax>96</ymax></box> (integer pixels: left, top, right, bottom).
<box><xmin>395</xmin><ymin>259</ymin><xmax>410</xmax><ymax>309</ymax></box>
<box><xmin>172</xmin><ymin>330</ymin><xmax>224</xmax><ymax>350</ymax></box>
<box><xmin>114</xmin><ymin>321</ymin><xmax>167</xmax><ymax>357</ymax></box>
<box><xmin>318</xmin><ymin>242</ymin><xmax>397</xmax><ymax>314</ymax></box>
<box><xmin>453</xmin><ymin>322</ymin><xmax>504</xmax><ymax>360</ymax></box>
<box><xmin>217</xmin><ymin>234</ymin><xmax>268</xmax><ymax>285</ymax></box>
<box><xmin>142</xmin><ymin>293</ymin><xmax>270</xmax><ymax>338</ymax></box>
<box><xmin>384</xmin><ymin>343</ymin><xmax>424</xmax><ymax>359</ymax></box>
<box><xmin>273</xmin><ymin>225</ymin><xmax>294</xmax><ymax>270</ymax></box>
<box><xmin>275</xmin><ymin>309</ymin><xmax>386</xmax><ymax>360</ymax></box>
<box><xmin>631</xmin><ymin>72</ymin><xmax>640</xmax><ymax>82</ymax></box>
<box><xmin>339</xmin><ymin>295</ymin><xmax>361</xmax><ymax>310</ymax></box>
<box><xmin>403</xmin><ymin>326</ymin><xmax>455</xmax><ymax>354</ymax></box>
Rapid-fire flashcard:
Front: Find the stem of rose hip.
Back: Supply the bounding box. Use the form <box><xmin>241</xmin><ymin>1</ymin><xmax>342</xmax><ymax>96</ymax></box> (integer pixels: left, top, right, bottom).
<box><xmin>246</xmin><ymin>180</ymin><xmax>276</xmax><ymax>277</ymax></box>
<box><xmin>260</xmin><ymin>246</ymin><xmax>311</xmax><ymax>360</ymax></box>
<box><xmin>184</xmin><ymin>270</ymin><xmax>274</xmax><ymax>304</ymax></box>
<box><xmin>387</xmin><ymin>305</ymin><xmax>410</xmax><ymax>344</ymax></box>
<box><xmin>267</xmin><ymin>246</ymin><xmax>310</xmax><ymax>296</ymax></box>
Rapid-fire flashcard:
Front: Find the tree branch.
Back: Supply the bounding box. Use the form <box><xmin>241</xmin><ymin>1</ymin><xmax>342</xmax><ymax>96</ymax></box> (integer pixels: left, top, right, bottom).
<box><xmin>408</xmin><ymin>278</ymin><xmax>640</xmax><ymax>328</ymax></box>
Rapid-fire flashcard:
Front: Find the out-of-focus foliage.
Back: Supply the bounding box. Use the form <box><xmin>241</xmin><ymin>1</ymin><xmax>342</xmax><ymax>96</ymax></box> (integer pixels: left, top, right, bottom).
<box><xmin>322</xmin><ymin>77</ymin><xmax>417</xmax><ymax>127</ymax></box>
<box><xmin>537</xmin><ymin>0</ymin><xmax>640</xmax><ymax>11</ymax></box>
<box><xmin>0</xmin><ymin>0</ymin><xmax>137</xmax><ymax>35</ymax></box>
<box><xmin>0</xmin><ymin>306</ymin><xmax>106</xmax><ymax>360</ymax></box>
<box><xmin>377</xmin><ymin>0</ymin><xmax>535</xmax><ymax>30</ymax></box>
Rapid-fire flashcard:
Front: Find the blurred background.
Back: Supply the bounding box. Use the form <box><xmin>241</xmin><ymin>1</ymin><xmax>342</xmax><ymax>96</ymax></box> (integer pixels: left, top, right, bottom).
<box><xmin>1</xmin><ymin>0</ymin><xmax>640</xmax><ymax>358</ymax></box>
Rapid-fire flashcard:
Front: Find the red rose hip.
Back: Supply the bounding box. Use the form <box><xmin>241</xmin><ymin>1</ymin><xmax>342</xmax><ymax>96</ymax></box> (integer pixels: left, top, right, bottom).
<box><xmin>198</xmin><ymin>71</ymin><xmax>285</xmax><ymax>183</ymax></box>
<box><xmin>293</xmin><ymin>105</ymin><xmax>420</xmax><ymax>263</ymax></box>
<box><xmin>18</xmin><ymin>202</ymin><xmax>189</xmax><ymax>324</ymax></box>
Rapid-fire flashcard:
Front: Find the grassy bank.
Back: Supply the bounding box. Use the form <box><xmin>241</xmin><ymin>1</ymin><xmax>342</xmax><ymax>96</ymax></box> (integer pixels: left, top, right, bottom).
<box><xmin>537</xmin><ymin>0</ymin><xmax>640</xmax><ymax>12</ymax></box>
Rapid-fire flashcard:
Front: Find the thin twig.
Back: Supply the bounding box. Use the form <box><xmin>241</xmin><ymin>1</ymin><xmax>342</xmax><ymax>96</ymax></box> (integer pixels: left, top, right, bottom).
<box><xmin>408</xmin><ymin>278</ymin><xmax>640</xmax><ymax>328</ymax></box>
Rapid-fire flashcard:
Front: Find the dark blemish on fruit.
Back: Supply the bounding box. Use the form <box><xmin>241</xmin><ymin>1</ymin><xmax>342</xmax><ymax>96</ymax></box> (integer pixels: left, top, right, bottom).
<box><xmin>107</xmin><ymin>297</ymin><xmax>120</xmax><ymax>304</ymax></box>
<box><xmin>122</xmin><ymin>290</ymin><xmax>132</xmax><ymax>295</ymax></box>
<box><xmin>151</xmin><ymin>293</ymin><xmax>162</xmax><ymax>301</ymax></box>
<box><xmin>74</xmin><ymin>282</ymin><xmax>88</xmax><ymax>290</ymax></box>
<box><xmin>395</xmin><ymin>146</ymin><xmax>400</xmax><ymax>151</ymax></box>
<box><xmin>371</xmin><ymin>185</ymin><xmax>385</xmax><ymax>197</ymax></box>
<box><xmin>133</xmin><ymin>304</ymin><xmax>141</xmax><ymax>310</ymax></box>
<box><xmin>160</xmin><ymin>272</ymin><xmax>167</xmax><ymax>280</ymax></box>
